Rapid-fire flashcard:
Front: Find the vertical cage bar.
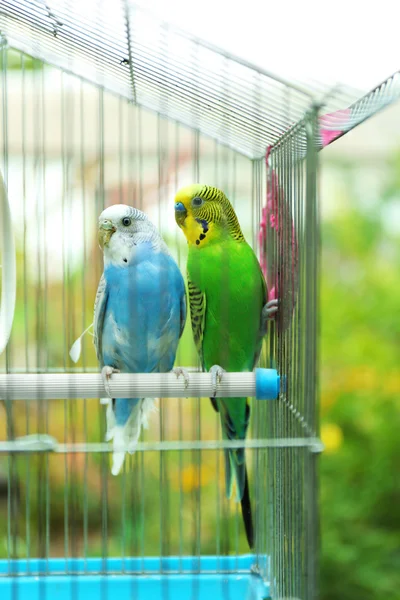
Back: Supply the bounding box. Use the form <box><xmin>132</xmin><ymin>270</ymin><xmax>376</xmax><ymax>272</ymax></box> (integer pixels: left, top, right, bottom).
<box><xmin>304</xmin><ymin>107</ymin><xmax>320</xmax><ymax>600</ymax></box>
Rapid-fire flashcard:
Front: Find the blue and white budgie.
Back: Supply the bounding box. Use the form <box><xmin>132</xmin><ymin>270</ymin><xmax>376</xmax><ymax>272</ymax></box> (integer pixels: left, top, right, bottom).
<box><xmin>94</xmin><ymin>204</ymin><xmax>187</xmax><ymax>475</ymax></box>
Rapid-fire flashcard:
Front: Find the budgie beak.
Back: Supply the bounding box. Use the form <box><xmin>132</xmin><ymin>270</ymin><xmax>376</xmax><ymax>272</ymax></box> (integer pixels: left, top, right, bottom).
<box><xmin>98</xmin><ymin>220</ymin><xmax>117</xmax><ymax>249</ymax></box>
<box><xmin>174</xmin><ymin>201</ymin><xmax>187</xmax><ymax>227</ymax></box>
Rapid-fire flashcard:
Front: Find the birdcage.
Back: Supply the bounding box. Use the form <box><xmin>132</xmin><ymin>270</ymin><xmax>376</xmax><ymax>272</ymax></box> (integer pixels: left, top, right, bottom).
<box><xmin>0</xmin><ymin>2</ymin><xmax>400</xmax><ymax>600</ymax></box>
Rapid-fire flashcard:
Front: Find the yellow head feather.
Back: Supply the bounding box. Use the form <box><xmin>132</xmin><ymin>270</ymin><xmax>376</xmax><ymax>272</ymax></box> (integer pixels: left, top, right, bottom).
<box><xmin>174</xmin><ymin>184</ymin><xmax>244</xmax><ymax>247</ymax></box>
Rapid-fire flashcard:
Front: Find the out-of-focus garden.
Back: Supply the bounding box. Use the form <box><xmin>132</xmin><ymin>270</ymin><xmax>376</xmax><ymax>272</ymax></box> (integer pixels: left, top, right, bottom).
<box><xmin>0</xmin><ymin>55</ymin><xmax>399</xmax><ymax>599</ymax></box>
<box><xmin>319</xmin><ymin>138</ymin><xmax>400</xmax><ymax>599</ymax></box>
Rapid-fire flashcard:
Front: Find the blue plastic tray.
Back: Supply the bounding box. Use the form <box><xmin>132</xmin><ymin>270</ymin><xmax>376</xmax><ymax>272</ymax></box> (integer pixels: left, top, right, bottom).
<box><xmin>0</xmin><ymin>555</ymin><xmax>270</xmax><ymax>600</ymax></box>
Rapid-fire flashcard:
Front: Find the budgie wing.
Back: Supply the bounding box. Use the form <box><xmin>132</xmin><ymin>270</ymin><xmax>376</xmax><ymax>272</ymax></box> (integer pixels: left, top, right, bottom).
<box><xmin>187</xmin><ymin>275</ymin><xmax>206</xmax><ymax>364</ymax></box>
<box><xmin>93</xmin><ymin>273</ymin><xmax>108</xmax><ymax>366</ymax></box>
<box><xmin>179</xmin><ymin>287</ymin><xmax>187</xmax><ymax>339</ymax></box>
<box><xmin>187</xmin><ymin>275</ymin><xmax>219</xmax><ymax>412</ymax></box>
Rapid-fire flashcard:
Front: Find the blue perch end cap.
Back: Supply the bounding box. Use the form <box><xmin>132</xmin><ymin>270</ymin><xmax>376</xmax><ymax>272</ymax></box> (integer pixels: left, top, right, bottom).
<box><xmin>255</xmin><ymin>368</ymin><xmax>280</xmax><ymax>400</ymax></box>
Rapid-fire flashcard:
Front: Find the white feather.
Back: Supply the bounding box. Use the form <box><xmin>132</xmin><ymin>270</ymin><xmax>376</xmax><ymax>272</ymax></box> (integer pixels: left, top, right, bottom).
<box><xmin>69</xmin><ymin>337</ymin><xmax>82</xmax><ymax>364</ymax></box>
<box><xmin>105</xmin><ymin>400</ymin><xmax>116</xmax><ymax>441</ymax></box>
<box><xmin>105</xmin><ymin>398</ymin><xmax>157</xmax><ymax>475</ymax></box>
<box><xmin>99</xmin><ymin>204</ymin><xmax>169</xmax><ymax>270</ymax></box>
<box><xmin>69</xmin><ymin>323</ymin><xmax>93</xmax><ymax>363</ymax></box>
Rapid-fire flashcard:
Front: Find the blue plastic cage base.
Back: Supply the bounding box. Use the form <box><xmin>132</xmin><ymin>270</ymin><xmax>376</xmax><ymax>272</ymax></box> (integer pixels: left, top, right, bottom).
<box><xmin>0</xmin><ymin>555</ymin><xmax>270</xmax><ymax>600</ymax></box>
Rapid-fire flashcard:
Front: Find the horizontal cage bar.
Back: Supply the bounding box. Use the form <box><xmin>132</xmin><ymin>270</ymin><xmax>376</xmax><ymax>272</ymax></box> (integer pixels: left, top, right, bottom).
<box><xmin>0</xmin><ymin>435</ymin><xmax>324</xmax><ymax>454</ymax></box>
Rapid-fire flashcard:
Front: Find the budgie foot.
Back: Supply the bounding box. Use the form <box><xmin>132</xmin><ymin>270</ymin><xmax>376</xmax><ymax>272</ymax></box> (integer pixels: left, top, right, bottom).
<box><xmin>172</xmin><ymin>367</ymin><xmax>190</xmax><ymax>389</ymax></box>
<box><xmin>263</xmin><ymin>298</ymin><xmax>279</xmax><ymax>319</ymax></box>
<box><xmin>209</xmin><ymin>365</ymin><xmax>226</xmax><ymax>398</ymax></box>
<box><xmin>101</xmin><ymin>365</ymin><xmax>120</xmax><ymax>398</ymax></box>
<box><xmin>261</xmin><ymin>298</ymin><xmax>279</xmax><ymax>331</ymax></box>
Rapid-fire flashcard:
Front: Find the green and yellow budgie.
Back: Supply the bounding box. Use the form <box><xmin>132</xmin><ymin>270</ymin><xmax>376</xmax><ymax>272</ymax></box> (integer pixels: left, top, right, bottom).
<box><xmin>174</xmin><ymin>184</ymin><xmax>277</xmax><ymax>548</ymax></box>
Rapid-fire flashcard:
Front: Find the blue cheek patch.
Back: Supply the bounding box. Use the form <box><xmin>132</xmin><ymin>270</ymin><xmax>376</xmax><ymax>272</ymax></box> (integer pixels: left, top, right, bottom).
<box><xmin>195</xmin><ymin>218</ymin><xmax>209</xmax><ymax>233</ymax></box>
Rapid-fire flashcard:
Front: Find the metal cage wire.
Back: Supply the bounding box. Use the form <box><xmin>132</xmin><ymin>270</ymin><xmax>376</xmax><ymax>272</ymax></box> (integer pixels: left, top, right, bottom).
<box><xmin>2</xmin><ymin>1</ymin><xmax>400</xmax><ymax>159</ymax></box>
<box><xmin>0</xmin><ymin>61</ymin><xmax>320</xmax><ymax>599</ymax></box>
<box><xmin>0</xmin><ymin>2</ymin><xmax>399</xmax><ymax>600</ymax></box>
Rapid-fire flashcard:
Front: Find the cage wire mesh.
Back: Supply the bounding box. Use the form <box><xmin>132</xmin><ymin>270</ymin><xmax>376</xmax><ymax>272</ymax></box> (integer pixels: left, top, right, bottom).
<box><xmin>0</xmin><ymin>40</ymin><xmax>318</xmax><ymax>599</ymax></box>
<box><xmin>0</xmin><ymin>2</ymin><xmax>399</xmax><ymax>600</ymax></box>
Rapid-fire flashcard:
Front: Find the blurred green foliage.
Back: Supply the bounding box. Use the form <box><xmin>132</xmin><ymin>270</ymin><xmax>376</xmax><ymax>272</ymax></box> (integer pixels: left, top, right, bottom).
<box><xmin>2</xmin><ymin>50</ymin><xmax>37</xmax><ymax>70</ymax></box>
<box><xmin>319</xmin><ymin>152</ymin><xmax>400</xmax><ymax>600</ymax></box>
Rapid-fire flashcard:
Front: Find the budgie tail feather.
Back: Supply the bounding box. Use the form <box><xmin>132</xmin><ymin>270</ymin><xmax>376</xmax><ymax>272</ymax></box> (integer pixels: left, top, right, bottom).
<box><xmin>224</xmin><ymin>446</ymin><xmax>254</xmax><ymax>549</ymax></box>
<box><xmin>241</xmin><ymin>468</ymin><xmax>254</xmax><ymax>549</ymax></box>
<box><xmin>106</xmin><ymin>398</ymin><xmax>156</xmax><ymax>476</ymax></box>
<box><xmin>221</xmin><ymin>400</ymin><xmax>254</xmax><ymax>549</ymax></box>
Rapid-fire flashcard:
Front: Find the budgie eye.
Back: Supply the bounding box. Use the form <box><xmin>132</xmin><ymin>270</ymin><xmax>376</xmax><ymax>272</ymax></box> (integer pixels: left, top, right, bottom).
<box><xmin>192</xmin><ymin>196</ymin><xmax>204</xmax><ymax>208</ymax></box>
<box><xmin>122</xmin><ymin>217</ymin><xmax>131</xmax><ymax>227</ymax></box>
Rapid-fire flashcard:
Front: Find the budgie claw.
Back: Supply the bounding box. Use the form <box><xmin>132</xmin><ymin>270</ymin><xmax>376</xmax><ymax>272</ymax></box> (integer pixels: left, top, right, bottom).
<box><xmin>101</xmin><ymin>365</ymin><xmax>120</xmax><ymax>398</ymax></box>
<box><xmin>263</xmin><ymin>298</ymin><xmax>279</xmax><ymax>319</ymax></box>
<box><xmin>172</xmin><ymin>367</ymin><xmax>190</xmax><ymax>389</ymax></box>
<box><xmin>261</xmin><ymin>299</ymin><xmax>279</xmax><ymax>332</ymax></box>
<box><xmin>210</xmin><ymin>365</ymin><xmax>226</xmax><ymax>398</ymax></box>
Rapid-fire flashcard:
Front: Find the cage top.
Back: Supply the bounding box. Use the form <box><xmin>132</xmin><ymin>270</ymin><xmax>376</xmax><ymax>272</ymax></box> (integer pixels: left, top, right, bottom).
<box><xmin>1</xmin><ymin>1</ymin><xmax>399</xmax><ymax>158</ymax></box>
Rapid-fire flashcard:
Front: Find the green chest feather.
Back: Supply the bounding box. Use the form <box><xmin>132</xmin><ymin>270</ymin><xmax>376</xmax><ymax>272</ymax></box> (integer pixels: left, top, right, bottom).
<box><xmin>187</xmin><ymin>240</ymin><xmax>266</xmax><ymax>371</ymax></box>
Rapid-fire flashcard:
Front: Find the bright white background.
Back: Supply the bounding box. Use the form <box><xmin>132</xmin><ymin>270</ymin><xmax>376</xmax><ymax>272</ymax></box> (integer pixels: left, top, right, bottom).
<box><xmin>138</xmin><ymin>0</ymin><xmax>398</xmax><ymax>91</ymax></box>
